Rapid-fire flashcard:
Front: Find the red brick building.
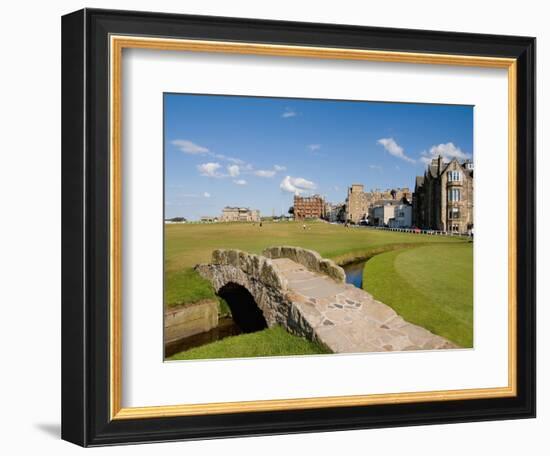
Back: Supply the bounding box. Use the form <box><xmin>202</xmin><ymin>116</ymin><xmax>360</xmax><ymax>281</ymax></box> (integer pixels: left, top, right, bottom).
<box><xmin>293</xmin><ymin>195</ymin><xmax>326</xmax><ymax>220</ymax></box>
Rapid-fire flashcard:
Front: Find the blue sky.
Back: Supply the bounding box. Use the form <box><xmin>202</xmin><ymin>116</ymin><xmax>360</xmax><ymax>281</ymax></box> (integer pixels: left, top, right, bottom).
<box><xmin>164</xmin><ymin>94</ymin><xmax>473</xmax><ymax>220</ymax></box>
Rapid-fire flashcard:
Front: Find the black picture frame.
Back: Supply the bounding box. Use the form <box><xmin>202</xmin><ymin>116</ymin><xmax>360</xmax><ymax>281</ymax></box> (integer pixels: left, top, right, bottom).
<box><xmin>62</xmin><ymin>8</ymin><xmax>536</xmax><ymax>447</ymax></box>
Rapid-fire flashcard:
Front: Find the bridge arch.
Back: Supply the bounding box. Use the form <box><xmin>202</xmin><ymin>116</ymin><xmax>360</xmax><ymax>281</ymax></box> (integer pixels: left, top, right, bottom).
<box><xmin>217</xmin><ymin>282</ymin><xmax>267</xmax><ymax>333</ymax></box>
<box><xmin>195</xmin><ymin>247</ymin><xmax>457</xmax><ymax>354</ymax></box>
<box><xmin>195</xmin><ymin>249</ymin><xmax>292</xmax><ymax>329</ymax></box>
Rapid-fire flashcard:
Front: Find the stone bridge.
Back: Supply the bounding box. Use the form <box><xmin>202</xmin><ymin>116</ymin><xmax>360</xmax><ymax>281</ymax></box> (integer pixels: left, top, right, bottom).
<box><xmin>195</xmin><ymin>246</ymin><xmax>456</xmax><ymax>353</ymax></box>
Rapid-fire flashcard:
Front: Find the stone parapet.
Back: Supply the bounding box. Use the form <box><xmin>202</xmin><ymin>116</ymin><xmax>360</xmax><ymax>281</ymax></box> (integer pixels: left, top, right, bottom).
<box><xmin>262</xmin><ymin>246</ymin><xmax>346</xmax><ymax>283</ymax></box>
<box><xmin>207</xmin><ymin>248</ymin><xmax>288</xmax><ymax>291</ymax></box>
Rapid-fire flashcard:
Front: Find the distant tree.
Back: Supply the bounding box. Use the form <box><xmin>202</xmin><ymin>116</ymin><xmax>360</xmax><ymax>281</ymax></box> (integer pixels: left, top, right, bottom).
<box><xmin>169</xmin><ymin>217</ymin><xmax>187</xmax><ymax>222</ymax></box>
<box><xmin>288</xmin><ymin>206</ymin><xmax>294</xmax><ymax>215</ymax></box>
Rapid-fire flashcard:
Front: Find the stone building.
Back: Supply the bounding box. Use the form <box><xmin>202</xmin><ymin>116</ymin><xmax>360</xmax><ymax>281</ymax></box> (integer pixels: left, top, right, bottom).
<box><xmin>293</xmin><ymin>195</ymin><xmax>326</xmax><ymax>220</ymax></box>
<box><xmin>345</xmin><ymin>184</ymin><xmax>412</xmax><ymax>224</ymax></box>
<box><xmin>221</xmin><ymin>206</ymin><xmax>260</xmax><ymax>223</ymax></box>
<box><xmin>345</xmin><ymin>184</ymin><xmax>368</xmax><ymax>224</ymax></box>
<box><xmin>413</xmin><ymin>156</ymin><xmax>474</xmax><ymax>233</ymax></box>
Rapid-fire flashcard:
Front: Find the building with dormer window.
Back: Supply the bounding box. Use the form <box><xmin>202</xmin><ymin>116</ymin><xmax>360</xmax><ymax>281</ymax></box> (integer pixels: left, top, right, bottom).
<box><xmin>413</xmin><ymin>156</ymin><xmax>474</xmax><ymax>233</ymax></box>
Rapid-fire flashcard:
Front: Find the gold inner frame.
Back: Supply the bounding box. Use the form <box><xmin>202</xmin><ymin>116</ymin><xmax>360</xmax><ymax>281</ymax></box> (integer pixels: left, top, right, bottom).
<box><xmin>109</xmin><ymin>35</ymin><xmax>517</xmax><ymax>420</ymax></box>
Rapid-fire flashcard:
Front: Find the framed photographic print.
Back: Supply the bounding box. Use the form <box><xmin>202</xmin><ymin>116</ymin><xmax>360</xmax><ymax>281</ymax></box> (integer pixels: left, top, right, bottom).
<box><xmin>61</xmin><ymin>8</ymin><xmax>536</xmax><ymax>447</ymax></box>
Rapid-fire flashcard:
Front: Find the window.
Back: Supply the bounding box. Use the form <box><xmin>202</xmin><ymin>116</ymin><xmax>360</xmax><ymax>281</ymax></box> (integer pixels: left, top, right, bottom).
<box><xmin>449</xmin><ymin>207</ymin><xmax>460</xmax><ymax>219</ymax></box>
<box><xmin>447</xmin><ymin>170</ymin><xmax>461</xmax><ymax>182</ymax></box>
<box><xmin>448</xmin><ymin>188</ymin><xmax>461</xmax><ymax>202</ymax></box>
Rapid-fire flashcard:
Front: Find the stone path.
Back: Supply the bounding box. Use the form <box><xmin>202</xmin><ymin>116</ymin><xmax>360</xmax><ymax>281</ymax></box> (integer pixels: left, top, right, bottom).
<box><xmin>271</xmin><ymin>258</ymin><xmax>457</xmax><ymax>353</ymax></box>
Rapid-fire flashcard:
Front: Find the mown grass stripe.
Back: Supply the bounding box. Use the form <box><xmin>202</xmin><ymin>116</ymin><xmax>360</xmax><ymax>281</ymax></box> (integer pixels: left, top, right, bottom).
<box><xmin>363</xmin><ymin>243</ymin><xmax>473</xmax><ymax>347</ymax></box>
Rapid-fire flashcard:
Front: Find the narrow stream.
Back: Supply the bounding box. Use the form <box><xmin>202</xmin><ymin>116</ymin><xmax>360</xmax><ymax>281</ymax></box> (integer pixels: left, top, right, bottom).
<box><xmin>343</xmin><ymin>260</ymin><xmax>367</xmax><ymax>289</ymax></box>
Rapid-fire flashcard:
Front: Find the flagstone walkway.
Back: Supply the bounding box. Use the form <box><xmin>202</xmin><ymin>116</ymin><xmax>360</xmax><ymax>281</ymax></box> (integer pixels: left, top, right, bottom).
<box><xmin>272</xmin><ymin>258</ymin><xmax>457</xmax><ymax>353</ymax></box>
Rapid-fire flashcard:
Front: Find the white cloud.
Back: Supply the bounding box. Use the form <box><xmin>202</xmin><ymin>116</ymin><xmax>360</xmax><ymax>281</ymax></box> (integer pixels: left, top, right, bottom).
<box><xmin>171</xmin><ymin>140</ymin><xmax>248</xmax><ymax>167</ymax></box>
<box><xmin>307</xmin><ymin>144</ymin><xmax>321</xmax><ymax>151</ymax></box>
<box><xmin>420</xmin><ymin>142</ymin><xmax>471</xmax><ymax>164</ymax></box>
<box><xmin>203</xmin><ymin>192</ymin><xmax>211</xmax><ymax>198</ymax></box>
<box><xmin>280</xmin><ymin>176</ymin><xmax>317</xmax><ymax>195</ymax></box>
<box><xmin>377</xmin><ymin>138</ymin><xmax>415</xmax><ymax>163</ymax></box>
<box><xmin>227</xmin><ymin>164</ymin><xmax>240</xmax><ymax>177</ymax></box>
<box><xmin>172</xmin><ymin>139</ymin><xmax>209</xmax><ymax>154</ymax></box>
<box><xmin>214</xmin><ymin>153</ymin><xmax>245</xmax><ymax>165</ymax></box>
<box><xmin>233</xmin><ymin>179</ymin><xmax>247</xmax><ymax>185</ymax></box>
<box><xmin>281</xmin><ymin>108</ymin><xmax>297</xmax><ymax>118</ymax></box>
<box><xmin>369</xmin><ymin>164</ymin><xmax>383</xmax><ymax>171</ymax></box>
<box><xmin>274</xmin><ymin>164</ymin><xmax>286</xmax><ymax>171</ymax></box>
<box><xmin>225</xmin><ymin>156</ymin><xmax>245</xmax><ymax>165</ymax></box>
<box><xmin>254</xmin><ymin>169</ymin><xmax>276</xmax><ymax>178</ymax></box>
<box><xmin>197</xmin><ymin>162</ymin><xmax>223</xmax><ymax>177</ymax></box>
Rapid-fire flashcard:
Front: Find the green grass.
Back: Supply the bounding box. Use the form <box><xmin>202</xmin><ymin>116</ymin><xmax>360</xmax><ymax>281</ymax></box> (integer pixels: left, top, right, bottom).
<box><xmin>165</xmin><ymin>268</ymin><xmax>218</xmax><ymax>308</ymax></box>
<box><xmin>168</xmin><ymin>326</ymin><xmax>331</xmax><ymax>360</ymax></box>
<box><xmin>165</xmin><ymin>268</ymin><xmax>232</xmax><ymax>316</ymax></box>
<box><xmin>165</xmin><ymin>221</ymin><xmax>466</xmax><ymax>307</ymax></box>
<box><xmin>362</xmin><ymin>243</ymin><xmax>473</xmax><ymax>347</ymax></box>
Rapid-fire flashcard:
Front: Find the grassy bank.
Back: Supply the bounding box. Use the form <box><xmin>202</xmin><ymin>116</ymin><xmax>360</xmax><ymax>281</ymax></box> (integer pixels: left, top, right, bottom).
<box><xmin>363</xmin><ymin>243</ymin><xmax>473</xmax><ymax>347</ymax></box>
<box><xmin>165</xmin><ymin>221</ymin><xmax>465</xmax><ymax>307</ymax></box>
<box><xmin>165</xmin><ymin>268</ymin><xmax>217</xmax><ymax>307</ymax></box>
<box><xmin>168</xmin><ymin>326</ymin><xmax>330</xmax><ymax>360</ymax></box>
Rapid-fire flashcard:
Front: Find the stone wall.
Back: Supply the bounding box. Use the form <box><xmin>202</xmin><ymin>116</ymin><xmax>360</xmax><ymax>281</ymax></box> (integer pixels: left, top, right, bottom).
<box><xmin>262</xmin><ymin>246</ymin><xmax>346</xmax><ymax>283</ymax></box>
<box><xmin>164</xmin><ymin>299</ymin><xmax>219</xmax><ymax>345</ymax></box>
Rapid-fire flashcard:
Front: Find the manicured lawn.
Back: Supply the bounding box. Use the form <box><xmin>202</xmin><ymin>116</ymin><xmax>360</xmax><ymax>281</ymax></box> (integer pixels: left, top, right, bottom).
<box><xmin>165</xmin><ymin>221</ymin><xmax>465</xmax><ymax>307</ymax></box>
<box><xmin>363</xmin><ymin>243</ymin><xmax>473</xmax><ymax>347</ymax></box>
<box><xmin>165</xmin><ymin>268</ymin><xmax>217</xmax><ymax>308</ymax></box>
<box><xmin>168</xmin><ymin>326</ymin><xmax>331</xmax><ymax>360</ymax></box>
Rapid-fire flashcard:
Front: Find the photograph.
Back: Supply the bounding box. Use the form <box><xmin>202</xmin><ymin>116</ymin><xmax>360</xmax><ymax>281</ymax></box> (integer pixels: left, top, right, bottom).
<box><xmin>163</xmin><ymin>94</ymin><xmax>474</xmax><ymax>361</ymax></box>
